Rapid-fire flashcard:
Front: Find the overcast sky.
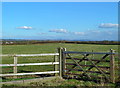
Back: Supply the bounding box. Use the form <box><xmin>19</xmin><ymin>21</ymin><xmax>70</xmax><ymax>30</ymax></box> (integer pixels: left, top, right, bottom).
<box><xmin>2</xmin><ymin>2</ymin><xmax>118</xmax><ymax>41</ymax></box>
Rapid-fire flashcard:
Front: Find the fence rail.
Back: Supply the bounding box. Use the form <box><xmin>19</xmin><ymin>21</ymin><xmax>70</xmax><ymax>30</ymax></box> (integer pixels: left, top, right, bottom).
<box><xmin>63</xmin><ymin>51</ymin><xmax>118</xmax><ymax>55</ymax></box>
<box><xmin>1</xmin><ymin>53</ymin><xmax>59</xmax><ymax>77</ymax></box>
<box><xmin>0</xmin><ymin>53</ymin><xmax>59</xmax><ymax>57</ymax></box>
<box><xmin>0</xmin><ymin>71</ymin><xmax>59</xmax><ymax>77</ymax></box>
<box><xmin>0</xmin><ymin>62</ymin><xmax>59</xmax><ymax>67</ymax></box>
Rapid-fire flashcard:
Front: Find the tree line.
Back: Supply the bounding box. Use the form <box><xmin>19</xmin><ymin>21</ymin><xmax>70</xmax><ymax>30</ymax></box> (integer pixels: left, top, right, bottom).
<box><xmin>1</xmin><ymin>40</ymin><xmax>119</xmax><ymax>45</ymax></box>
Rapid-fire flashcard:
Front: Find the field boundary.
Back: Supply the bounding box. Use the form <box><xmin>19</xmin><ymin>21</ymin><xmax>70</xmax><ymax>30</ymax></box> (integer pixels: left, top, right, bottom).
<box><xmin>1</xmin><ymin>53</ymin><xmax>59</xmax><ymax>77</ymax></box>
<box><xmin>1</xmin><ymin>48</ymin><xmax>118</xmax><ymax>83</ymax></box>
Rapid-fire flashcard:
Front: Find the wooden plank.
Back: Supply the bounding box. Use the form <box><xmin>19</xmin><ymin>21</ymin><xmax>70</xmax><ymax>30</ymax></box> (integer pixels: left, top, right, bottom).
<box><xmin>66</xmin><ymin>58</ymin><xmax>110</xmax><ymax>62</ymax></box>
<box><xmin>65</xmin><ymin>68</ymin><xmax>110</xmax><ymax>74</ymax></box>
<box><xmin>66</xmin><ymin>63</ymin><xmax>110</xmax><ymax>69</ymax></box>
<box><xmin>63</xmin><ymin>51</ymin><xmax>117</xmax><ymax>55</ymax></box>
<box><xmin>83</xmin><ymin>55</ymin><xmax>110</xmax><ymax>82</ymax></box>
<box><xmin>65</xmin><ymin>73</ymin><xmax>85</xmax><ymax>76</ymax></box>
<box><xmin>67</xmin><ymin>54</ymin><xmax>91</xmax><ymax>79</ymax></box>
<box><xmin>0</xmin><ymin>71</ymin><xmax>59</xmax><ymax>77</ymax></box>
<box><xmin>0</xmin><ymin>62</ymin><xmax>59</xmax><ymax>67</ymax></box>
<box><xmin>0</xmin><ymin>53</ymin><xmax>59</xmax><ymax>57</ymax></box>
<box><xmin>66</xmin><ymin>54</ymin><xmax>89</xmax><ymax>73</ymax></box>
<box><xmin>110</xmin><ymin>49</ymin><xmax>115</xmax><ymax>83</ymax></box>
<box><xmin>65</xmin><ymin>73</ymin><xmax>106</xmax><ymax>79</ymax></box>
<box><xmin>87</xmin><ymin>54</ymin><xmax>109</xmax><ymax>70</ymax></box>
<box><xmin>16</xmin><ymin>53</ymin><xmax>59</xmax><ymax>57</ymax></box>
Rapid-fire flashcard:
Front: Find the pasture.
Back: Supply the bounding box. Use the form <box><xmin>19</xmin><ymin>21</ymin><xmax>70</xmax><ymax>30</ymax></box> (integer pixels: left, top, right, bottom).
<box><xmin>2</xmin><ymin>43</ymin><xmax>118</xmax><ymax>54</ymax></box>
<box><xmin>1</xmin><ymin>43</ymin><xmax>119</xmax><ymax>86</ymax></box>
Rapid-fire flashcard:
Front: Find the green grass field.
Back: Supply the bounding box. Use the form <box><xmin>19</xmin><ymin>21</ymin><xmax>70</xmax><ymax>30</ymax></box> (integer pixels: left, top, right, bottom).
<box><xmin>2</xmin><ymin>43</ymin><xmax>118</xmax><ymax>54</ymax></box>
<box><xmin>1</xmin><ymin>43</ymin><xmax>119</xmax><ymax>86</ymax></box>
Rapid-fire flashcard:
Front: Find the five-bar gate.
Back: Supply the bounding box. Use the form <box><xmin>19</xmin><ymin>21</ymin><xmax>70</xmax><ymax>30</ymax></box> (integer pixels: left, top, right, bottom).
<box><xmin>58</xmin><ymin>47</ymin><xmax>117</xmax><ymax>83</ymax></box>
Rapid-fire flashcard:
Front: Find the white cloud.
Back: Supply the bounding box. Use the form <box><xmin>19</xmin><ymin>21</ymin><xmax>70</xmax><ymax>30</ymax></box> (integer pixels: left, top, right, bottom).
<box><xmin>38</xmin><ymin>33</ymin><xmax>47</xmax><ymax>35</ymax></box>
<box><xmin>99</xmin><ymin>23</ymin><xmax>118</xmax><ymax>28</ymax></box>
<box><xmin>74</xmin><ymin>32</ymin><xmax>85</xmax><ymax>35</ymax></box>
<box><xmin>49</xmin><ymin>29</ymin><xmax>67</xmax><ymax>33</ymax></box>
<box><xmin>17</xmin><ymin>26</ymin><xmax>32</xmax><ymax>29</ymax></box>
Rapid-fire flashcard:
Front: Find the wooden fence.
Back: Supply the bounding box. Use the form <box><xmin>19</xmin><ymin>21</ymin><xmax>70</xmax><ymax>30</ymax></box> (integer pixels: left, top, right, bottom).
<box><xmin>0</xmin><ymin>53</ymin><xmax>59</xmax><ymax>77</ymax></box>
<box><xmin>0</xmin><ymin>48</ymin><xmax>118</xmax><ymax>83</ymax></box>
<box><xmin>58</xmin><ymin>48</ymin><xmax>118</xmax><ymax>83</ymax></box>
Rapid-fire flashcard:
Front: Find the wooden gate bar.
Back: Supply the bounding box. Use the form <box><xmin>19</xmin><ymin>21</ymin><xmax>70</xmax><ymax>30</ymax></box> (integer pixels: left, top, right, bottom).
<box><xmin>62</xmin><ymin>48</ymin><xmax>117</xmax><ymax>83</ymax></box>
<box><xmin>66</xmin><ymin>54</ymin><xmax>89</xmax><ymax>73</ymax></box>
<box><xmin>87</xmin><ymin>54</ymin><xmax>109</xmax><ymax>71</ymax></box>
<box><xmin>63</xmin><ymin>51</ymin><xmax>116</xmax><ymax>55</ymax></box>
<box><xmin>83</xmin><ymin>54</ymin><xmax>110</xmax><ymax>82</ymax></box>
<box><xmin>65</xmin><ymin>73</ymin><xmax>106</xmax><ymax>79</ymax></box>
<box><xmin>67</xmin><ymin>54</ymin><xmax>91</xmax><ymax>79</ymax></box>
<box><xmin>66</xmin><ymin>63</ymin><xmax>110</xmax><ymax>69</ymax></box>
<box><xmin>65</xmin><ymin>68</ymin><xmax>110</xmax><ymax>74</ymax></box>
<box><xmin>66</xmin><ymin>58</ymin><xmax>110</xmax><ymax>62</ymax></box>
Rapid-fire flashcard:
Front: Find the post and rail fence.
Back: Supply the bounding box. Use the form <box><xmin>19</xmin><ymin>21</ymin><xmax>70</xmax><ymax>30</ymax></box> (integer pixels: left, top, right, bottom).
<box><xmin>0</xmin><ymin>53</ymin><xmax>59</xmax><ymax>77</ymax></box>
<box><xmin>0</xmin><ymin>47</ymin><xmax>118</xmax><ymax>83</ymax></box>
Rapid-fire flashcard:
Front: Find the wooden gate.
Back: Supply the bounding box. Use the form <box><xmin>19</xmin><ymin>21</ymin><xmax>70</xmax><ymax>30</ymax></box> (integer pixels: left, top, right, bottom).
<box><xmin>58</xmin><ymin>47</ymin><xmax>117</xmax><ymax>83</ymax></box>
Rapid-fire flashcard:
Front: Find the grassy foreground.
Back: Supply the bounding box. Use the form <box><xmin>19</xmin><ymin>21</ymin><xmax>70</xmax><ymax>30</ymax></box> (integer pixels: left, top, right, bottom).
<box><xmin>1</xmin><ymin>76</ymin><xmax>119</xmax><ymax>87</ymax></box>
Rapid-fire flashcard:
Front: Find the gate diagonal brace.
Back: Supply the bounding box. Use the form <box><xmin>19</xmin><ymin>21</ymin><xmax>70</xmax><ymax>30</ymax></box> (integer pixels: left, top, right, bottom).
<box><xmin>66</xmin><ymin>54</ymin><xmax>89</xmax><ymax>73</ymax></box>
<box><xmin>87</xmin><ymin>54</ymin><xmax>109</xmax><ymax>71</ymax></box>
<box><xmin>82</xmin><ymin>54</ymin><xmax>110</xmax><ymax>82</ymax></box>
<box><xmin>67</xmin><ymin>54</ymin><xmax>91</xmax><ymax>79</ymax></box>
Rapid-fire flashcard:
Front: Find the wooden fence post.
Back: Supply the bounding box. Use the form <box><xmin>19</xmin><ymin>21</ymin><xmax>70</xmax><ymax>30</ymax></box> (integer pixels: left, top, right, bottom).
<box><xmin>54</xmin><ymin>55</ymin><xmax>58</xmax><ymax>76</ymax></box>
<box><xmin>58</xmin><ymin>47</ymin><xmax>66</xmax><ymax>78</ymax></box>
<box><xmin>13</xmin><ymin>55</ymin><xmax>17</xmax><ymax>78</ymax></box>
<box><xmin>110</xmin><ymin>49</ymin><xmax>115</xmax><ymax>83</ymax></box>
<box><xmin>58</xmin><ymin>47</ymin><xmax>63</xmax><ymax>78</ymax></box>
<box><xmin>62</xmin><ymin>48</ymin><xmax>66</xmax><ymax>76</ymax></box>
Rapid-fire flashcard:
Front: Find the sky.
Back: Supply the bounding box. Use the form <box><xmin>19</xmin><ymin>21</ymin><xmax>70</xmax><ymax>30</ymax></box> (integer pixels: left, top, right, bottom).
<box><xmin>2</xmin><ymin>2</ymin><xmax>118</xmax><ymax>41</ymax></box>
<box><xmin>2</xmin><ymin>0</ymin><xmax>119</xmax><ymax>2</ymax></box>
